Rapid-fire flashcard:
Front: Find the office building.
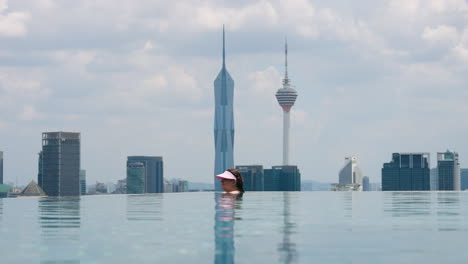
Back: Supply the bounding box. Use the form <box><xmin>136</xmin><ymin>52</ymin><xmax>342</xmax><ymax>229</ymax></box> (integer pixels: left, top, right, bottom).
<box><xmin>362</xmin><ymin>176</ymin><xmax>370</xmax><ymax>191</ymax></box>
<box><xmin>0</xmin><ymin>151</ymin><xmax>3</xmax><ymax>184</ymax></box>
<box><xmin>127</xmin><ymin>156</ymin><xmax>163</xmax><ymax>193</ymax></box>
<box><xmin>127</xmin><ymin>162</ymin><xmax>145</xmax><ymax>194</ymax></box>
<box><xmin>235</xmin><ymin>165</ymin><xmax>264</xmax><ymax>191</ymax></box>
<box><xmin>264</xmin><ymin>165</ymin><xmax>300</xmax><ymax>191</ymax></box>
<box><xmin>338</xmin><ymin>157</ymin><xmax>363</xmax><ymax>190</ymax></box>
<box><xmin>275</xmin><ymin>40</ymin><xmax>298</xmax><ymax>166</ymax></box>
<box><xmin>41</xmin><ymin>132</ymin><xmax>80</xmax><ymax>196</ymax></box>
<box><xmin>214</xmin><ymin>26</ymin><xmax>235</xmax><ymax>191</ymax></box>
<box><xmin>437</xmin><ymin>150</ymin><xmax>460</xmax><ymax>191</ymax></box>
<box><xmin>461</xmin><ymin>169</ymin><xmax>468</xmax><ymax>190</ymax></box>
<box><xmin>381</xmin><ymin>153</ymin><xmax>430</xmax><ymax>191</ymax></box>
<box><xmin>430</xmin><ymin>168</ymin><xmax>438</xmax><ymax>191</ymax></box>
<box><xmin>79</xmin><ymin>170</ymin><xmax>86</xmax><ymax>195</ymax></box>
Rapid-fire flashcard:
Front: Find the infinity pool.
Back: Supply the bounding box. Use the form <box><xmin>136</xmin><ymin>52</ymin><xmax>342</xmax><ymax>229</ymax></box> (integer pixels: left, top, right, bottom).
<box><xmin>1</xmin><ymin>192</ymin><xmax>467</xmax><ymax>263</ymax></box>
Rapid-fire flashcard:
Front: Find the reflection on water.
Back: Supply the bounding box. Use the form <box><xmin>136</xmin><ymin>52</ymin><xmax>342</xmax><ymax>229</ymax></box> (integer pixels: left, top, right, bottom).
<box><xmin>214</xmin><ymin>193</ymin><xmax>242</xmax><ymax>264</ymax></box>
<box><xmin>385</xmin><ymin>192</ymin><xmax>432</xmax><ymax>217</ymax></box>
<box><xmin>278</xmin><ymin>192</ymin><xmax>297</xmax><ymax>264</ymax></box>
<box><xmin>126</xmin><ymin>194</ymin><xmax>163</xmax><ymax>222</ymax></box>
<box><xmin>436</xmin><ymin>192</ymin><xmax>461</xmax><ymax>232</ymax></box>
<box><xmin>39</xmin><ymin>197</ymin><xmax>81</xmax><ymax>264</ymax></box>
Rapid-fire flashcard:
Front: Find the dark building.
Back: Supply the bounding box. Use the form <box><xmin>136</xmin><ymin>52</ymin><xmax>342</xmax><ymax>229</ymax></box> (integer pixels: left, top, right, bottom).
<box><xmin>0</xmin><ymin>151</ymin><xmax>3</xmax><ymax>184</ymax></box>
<box><xmin>437</xmin><ymin>150</ymin><xmax>460</xmax><ymax>191</ymax></box>
<box><xmin>264</xmin><ymin>165</ymin><xmax>301</xmax><ymax>191</ymax></box>
<box><xmin>127</xmin><ymin>162</ymin><xmax>145</xmax><ymax>194</ymax></box>
<box><xmin>362</xmin><ymin>176</ymin><xmax>370</xmax><ymax>191</ymax></box>
<box><xmin>127</xmin><ymin>156</ymin><xmax>163</xmax><ymax>193</ymax></box>
<box><xmin>37</xmin><ymin>151</ymin><xmax>43</xmax><ymax>187</ymax></box>
<box><xmin>235</xmin><ymin>165</ymin><xmax>264</xmax><ymax>191</ymax></box>
<box><xmin>381</xmin><ymin>153</ymin><xmax>430</xmax><ymax>191</ymax></box>
<box><xmin>461</xmin><ymin>169</ymin><xmax>468</xmax><ymax>191</ymax></box>
<box><xmin>41</xmin><ymin>132</ymin><xmax>80</xmax><ymax>196</ymax></box>
<box><xmin>80</xmin><ymin>170</ymin><xmax>86</xmax><ymax>195</ymax></box>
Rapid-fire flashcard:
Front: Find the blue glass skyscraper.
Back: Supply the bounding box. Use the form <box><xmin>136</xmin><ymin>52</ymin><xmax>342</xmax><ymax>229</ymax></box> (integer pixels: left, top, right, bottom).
<box><xmin>214</xmin><ymin>26</ymin><xmax>235</xmax><ymax>191</ymax></box>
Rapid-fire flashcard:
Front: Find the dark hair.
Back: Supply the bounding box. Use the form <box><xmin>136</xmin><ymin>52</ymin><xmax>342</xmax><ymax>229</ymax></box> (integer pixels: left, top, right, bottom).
<box><xmin>227</xmin><ymin>169</ymin><xmax>245</xmax><ymax>193</ymax></box>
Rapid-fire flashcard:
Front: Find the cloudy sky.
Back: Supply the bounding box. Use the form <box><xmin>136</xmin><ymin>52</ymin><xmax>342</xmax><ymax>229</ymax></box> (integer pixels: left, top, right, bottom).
<box><xmin>1</xmin><ymin>0</ymin><xmax>468</xmax><ymax>186</ymax></box>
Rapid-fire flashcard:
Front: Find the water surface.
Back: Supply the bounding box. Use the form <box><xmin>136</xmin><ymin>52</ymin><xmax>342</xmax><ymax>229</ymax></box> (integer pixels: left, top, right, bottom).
<box><xmin>1</xmin><ymin>192</ymin><xmax>467</xmax><ymax>263</ymax></box>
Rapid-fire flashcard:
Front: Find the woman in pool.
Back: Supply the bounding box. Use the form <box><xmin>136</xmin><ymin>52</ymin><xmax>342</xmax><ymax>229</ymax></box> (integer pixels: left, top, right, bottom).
<box><xmin>215</xmin><ymin>169</ymin><xmax>245</xmax><ymax>194</ymax></box>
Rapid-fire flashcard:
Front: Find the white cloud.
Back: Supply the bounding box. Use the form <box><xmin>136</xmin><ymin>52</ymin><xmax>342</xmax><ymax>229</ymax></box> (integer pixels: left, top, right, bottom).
<box><xmin>422</xmin><ymin>25</ymin><xmax>459</xmax><ymax>47</ymax></box>
<box><xmin>0</xmin><ymin>0</ymin><xmax>30</xmax><ymax>37</ymax></box>
<box><xmin>247</xmin><ymin>66</ymin><xmax>282</xmax><ymax>94</ymax></box>
<box><xmin>17</xmin><ymin>105</ymin><xmax>42</xmax><ymax>121</ymax></box>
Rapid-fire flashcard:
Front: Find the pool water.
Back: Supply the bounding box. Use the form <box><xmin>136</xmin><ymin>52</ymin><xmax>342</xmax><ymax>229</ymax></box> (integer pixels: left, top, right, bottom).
<box><xmin>1</xmin><ymin>191</ymin><xmax>467</xmax><ymax>263</ymax></box>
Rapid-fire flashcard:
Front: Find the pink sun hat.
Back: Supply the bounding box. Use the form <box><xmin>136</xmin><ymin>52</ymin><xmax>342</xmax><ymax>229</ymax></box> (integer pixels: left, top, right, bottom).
<box><xmin>215</xmin><ymin>170</ymin><xmax>237</xmax><ymax>181</ymax></box>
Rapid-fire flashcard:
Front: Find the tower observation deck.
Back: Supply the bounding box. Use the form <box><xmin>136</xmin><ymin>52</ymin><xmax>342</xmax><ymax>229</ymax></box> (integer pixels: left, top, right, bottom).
<box><xmin>275</xmin><ymin>40</ymin><xmax>297</xmax><ymax>165</ymax></box>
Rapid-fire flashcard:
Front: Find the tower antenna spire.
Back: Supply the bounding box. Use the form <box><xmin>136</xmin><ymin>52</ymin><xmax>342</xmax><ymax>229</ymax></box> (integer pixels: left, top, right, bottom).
<box><xmin>285</xmin><ymin>37</ymin><xmax>288</xmax><ymax>80</ymax></box>
<box><xmin>223</xmin><ymin>25</ymin><xmax>226</xmax><ymax>68</ymax></box>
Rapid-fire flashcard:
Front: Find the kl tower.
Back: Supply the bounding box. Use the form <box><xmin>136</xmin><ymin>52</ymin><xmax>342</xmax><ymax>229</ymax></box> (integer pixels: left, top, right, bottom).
<box><xmin>275</xmin><ymin>40</ymin><xmax>297</xmax><ymax>165</ymax></box>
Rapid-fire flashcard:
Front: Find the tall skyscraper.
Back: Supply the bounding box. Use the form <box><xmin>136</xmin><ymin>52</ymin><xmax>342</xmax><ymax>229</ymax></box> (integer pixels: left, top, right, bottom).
<box><xmin>362</xmin><ymin>176</ymin><xmax>370</xmax><ymax>191</ymax></box>
<box><xmin>235</xmin><ymin>165</ymin><xmax>264</xmax><ymax>191</ymax></box>
<box><xmin>127</xmin><ymin>156</ymin><xmax>163</xmax><ymax>193</ymax></box>
<box><xmin>381</xmin><ymin>153</ymin><xmax>430</xmax><ymax>191</ymax></box>
<box><xmin>41</xmin><ymin>132</ymin><xmax>80</xmax><ymax>196</ymax></box>
<box><xmin>214</xmin><ymin>26</ymin><xmax>235</xmax><ymax>191</ymax></box>
<box><xmin>338</xmin><ymin>157</ymin><xmax>363</xmax><ymax>188</ymax></box>
<box><xmin>79</xmin><ymin>169</ymin><xmax>86</xmax><ymax>195</ymax></box>
<box><xmin>264</xmin><ymin>165</ymin><xmax>301</xmax><ymax>191</ymax></box>
<box><xmin>127</xmin><ymin>161</ymin><xmax>145</xmax><ymax>194</ymax></box>
<box><xmin>437</xmin><ymin>150</ymin><xmax>460</xmax><ymax>191</ymax></box>
<box><xmin>37</xmin><ymin>151</ymin><xmax>43</xmax><ymax>188</ymax></box>
<box><xmin>0</xmin><ymin>151</ymin><xmax>3</xmax><ymax>185</ymax></box>
<box><xmin>430</xmin><ymin>168</ymin><xmax>438</xmax><ymax>191</ymax></box>
<box><xmin>275</xmin><ymin>40</ymin><xmax>298</xmax><ymax>165</ymax></box>
<box><xmin>461</xmin><ymin>168</ymin><xmax>468</xmax><ymax>190</ymax></box>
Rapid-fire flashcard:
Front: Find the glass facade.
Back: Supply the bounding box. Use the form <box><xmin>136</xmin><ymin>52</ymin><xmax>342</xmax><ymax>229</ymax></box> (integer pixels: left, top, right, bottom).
<box><xmin>127</xmin><ymin>162</ymin><xmax>145</xmax><ymax>194</ymax></box>
<box><xmin>461</xmin><ymin>169</ymin><xmax>468</xmax><ymax>190</ymax></box>
<box><xmin>214</xmin><ymin>28</ymin><xmax>235</xmax><ymax>191</ymax></box>
<box><xmin>127</xmin><ymin>156</ymin><xmax>163</xmax><ymax>193</ymax></box>
<box><xmin>381</xmin><ymin>153</ymin><xmax>430</xmax><ymax>191</ymax></box>
<box><xmin>0</xmin><ymin>151</ymin><xmax>3</xmax><ymax>185</ymax></box>
<box><xmin>264</xmin><ymin>166</ymin><xmax>301</xmax><ymax>191</ymax></box>
<box><xmin>41</xmin><ymin>132</ymin><xmax>80</xmax><ymax>196</ymax></box>
<box><xmin>437</xmin><ymin>151</ymin><xmax>460</xmax><ymax>191</ymax></box>
<box><xmin>79</xmin><ymin>170</ymin><xmax>86</xmax><ymax>195</ymax></box>
<box><xmin>235</xmin><ymin>165</ymin><xmax>264</xmax><ymax>191</ymax></box>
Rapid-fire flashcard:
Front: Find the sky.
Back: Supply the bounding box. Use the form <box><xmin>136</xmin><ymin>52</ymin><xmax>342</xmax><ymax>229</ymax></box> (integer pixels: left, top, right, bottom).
<box><xmin>1</xmin><ymin>0</ymin><xmax>468</xmax><ymax>186</ymax></box>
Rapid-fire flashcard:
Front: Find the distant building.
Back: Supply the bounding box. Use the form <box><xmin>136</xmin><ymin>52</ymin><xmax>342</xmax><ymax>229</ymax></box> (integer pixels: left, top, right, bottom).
<box><xmin>264</xmin><ymin>165</ymin><xmax>300</xmax><ymax>191</ymax></box>
<box><xmin>37</xmin><ymin>151</ymin><xmax>43</xmax><ymax>187</ymax></box>
<box><xmin>114</xmin><ymin>179</ymin><xmax>126</xmax><ymax>194</ymax></box>
<box><xmin>41</xmin><ymin>132</ymin><xmax>80</xmax><ymax>196</ymax></box>
<box><xmin>0</xmin><ymin>184</ymin><xmax>9</xmax><ymax>198</ymax></box>
<box><xmin>164</xmin><ymin>180</ymin><xmax>173</xmax><ymax>193</ymax></box>
<box><xmin>95</xmin><ymin>182</ymin><xmax>107</xmax><ymax>194</ymax></box>
<box><xmin>235</xmin><ymin>165</ymin><xmax>264</xmax><ymax>191</ymax></box>
<box><xmin>437</xmin><ymin>150</ymin><xmax>460</xmax><ymax>191</ymax></box>
<box><xmin>430</xmin><ymin>168</ymin><xmax>438</xmax><ymax>191</ymax></box>
<box><xmin>127</xmin><ymin>162</ymin><xmax>145</xmax><ymax>194</ymax></box>
<box><xmin>381</xmin><ymin>153</ymin><xmax>430</xmax><ymax>191</ymax></box>
<box><xmin>79</xmin><ymin>170</ymin><xmax>86</xmax><ymax>195</ymax></box>
<box><xmin>0</xmin><ymin>151</ymin><xmax>3</xmax><ymax>184</ymax></box>
<box><xmin>127</xmin><ymin>156</ymin><xmax>163</xmax><ymax>193</ymax></box>
<box><xmin>362</xmin><ymin>176</ymin><xmax>370</xmax><ymax>191</ymax></box>
<box><xmin>331</xmin><ymin>183</ymin><xmax>360</xmax><ymax>191</ymax></box>
<box><xmin>461</xmin><ymin>169</ymin><xmax>468</xmax><ymax>191</ymax></box>
<box><xmin>173</xmin><ymin>180</ymin><xmax>188</xmax><ymax>192</ymax></box>
<box><xmin>17</xmin><ymin>181</ymin><xmax>46</xmax><ymax>197</ymax></box>
<box><xmin>338</xmin><ymin>157</ymin><xmax>363</xmax><ymax>190</ymax></box>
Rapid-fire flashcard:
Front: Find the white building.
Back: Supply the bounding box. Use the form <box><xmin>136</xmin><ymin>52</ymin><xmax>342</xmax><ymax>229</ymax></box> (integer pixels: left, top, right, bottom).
<box><xmin>338</xmin><ymin>157</ymin><xmax>363</xmax><ymax>191</ymax></box>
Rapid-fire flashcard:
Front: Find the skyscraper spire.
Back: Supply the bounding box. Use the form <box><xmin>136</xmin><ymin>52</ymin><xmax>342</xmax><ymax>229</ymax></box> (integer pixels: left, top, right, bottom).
<box><xmin>222</xmin><ymin>24</ymin><xmax>226</xmax><ymax>68</ymax></box>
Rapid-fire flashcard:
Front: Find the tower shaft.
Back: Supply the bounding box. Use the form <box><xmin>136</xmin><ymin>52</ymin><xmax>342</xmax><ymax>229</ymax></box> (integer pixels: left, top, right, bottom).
<box><xmin>283</xmin><ymin>110</ymin><xmax>290</xmax><ymax>165</ymax></box>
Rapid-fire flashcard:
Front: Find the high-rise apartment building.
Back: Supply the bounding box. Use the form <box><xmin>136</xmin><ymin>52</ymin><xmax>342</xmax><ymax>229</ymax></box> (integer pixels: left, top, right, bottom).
<box><xmin>275</xmin><ymin>40</ymin><xmax>298</xmax><ymax>166</ymax></box>
<box><xmin>214</xmin><ymin>26</ymin><xmax>235</xmax><ymax>191</ymax></box>
<box><xmin>381</xmin><ymin>153</ymin><xmax>430</xmax><ymax>191</ymax></box>
<box><xmin>41</xmin><ymin>132</ymin><xmax>80</xmax><ymax>196</ymax></box>
<box><xmin>127</xmin><ymin>161</ymin><xmax>145</xmax><ymax>194</ymax></box>
<box><xmin>79</xmin><ymin>170</ymin><xmax>86</xmax><ymax>195</ymax></box>
<box><xmin>235</xmin><ymin>165</ymin><xmax>264</xmax><ymax>191</ymax></box>
<box><xmin>437</xmin><ymin>150</ymin><xmax>460</xmax><ymax>191</ymax></box>
<box><xmin>0</xmin><ymin>151</ymin><xmax>3</xmax><ymax>184</ymax></box>
<box><xmin>264</xmin><ymin>165</ymin><xmax>300</xmax><ymax>191</ymax></box>
<box><xmin>362</xmin><ymin>176</ymin><xmax>370</xmax><ymax>191</ymax></box>
<box><xmin>461</xmin><ymin>169</ymin><xmax>468</xmax><ymax>191</ymax></box>
<box><xmin>338</xmin><ymin>157</ymin><xmax>363</xmax><ymax>189</ymax></box>
<box><xmin>127</xmin><ymin>156</ymin><xmax>163</xmax><ymax>193</ymax></box>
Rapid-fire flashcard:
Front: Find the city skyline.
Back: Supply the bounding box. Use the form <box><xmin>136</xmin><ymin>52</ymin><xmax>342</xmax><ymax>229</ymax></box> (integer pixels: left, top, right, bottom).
<box><xmin>1</xmin><ymin>1</ymin><xmax>468</xmax><ymax>186</ymax></box>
